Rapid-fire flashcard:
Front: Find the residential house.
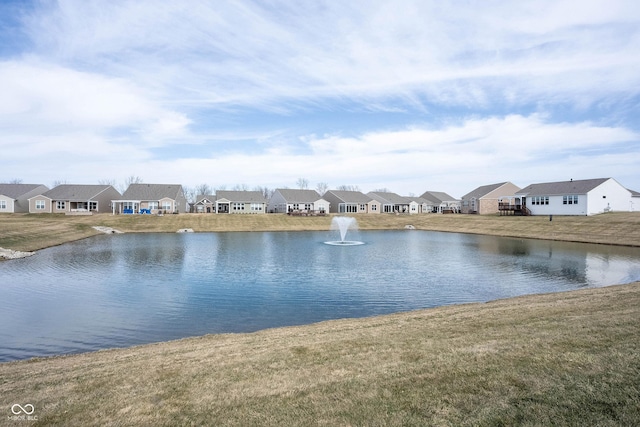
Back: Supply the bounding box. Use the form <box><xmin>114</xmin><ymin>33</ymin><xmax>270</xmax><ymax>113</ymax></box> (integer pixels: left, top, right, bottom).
<box><xmin>405</xmin><ymin>196</ymin><xmax>431</xmax><ymax>214</ymax></box>
<box><xmin>420</xmin><ymin>191</ymin><xmax>461</xmax><ymax>213</ymax></box>
<box><xmin>29</xmin><ymin>184</ymin><xmax>121</xmax><ymax>214</ymax></box>
<box><xmin>215</xmin><ymin>190</ymin><xmax>267</xmax><ymax>214</ymax></box>
<box><xmin>460</xmin><ymin>182</ymin><xmax>521</xmax><ymax>214</ymax></box>
<box><xmin>268</xmin><ymin>189</ymin><xmax>329</xmax><ymax>214</ymax></box>
<box><xmin>323</xmin><ymin>190</ymin><xmax>375</xmax><ymax>214</ymax></box>
<box><xmin>515</xmin><ymin>178</ymin><xmax>636</xmax><ymax>216</ymax></box>
<box><xmin>0</xmin><ymin>184</ymin><xmax>48</xmax><ymax>213</ymax></box>
<box><xmin>113</xmin><ymin>183</ymin><xmax>187</xmax><ymax>214</ymax></box>
<box><xmin>366</xmin><ymin>191</ymin><xmax>411</xmax><ymax>214</ymax></box>
<box><xmin>193</xmin><ymin>194</ymin><xmax>216</xmax><ymax>213</ymax></box>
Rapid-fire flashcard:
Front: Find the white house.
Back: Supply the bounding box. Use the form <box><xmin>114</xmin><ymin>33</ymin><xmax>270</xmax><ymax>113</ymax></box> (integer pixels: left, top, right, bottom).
<box><xmin>268</xmin><ymin>189</ymin><xmax>329</xmax><ymax>214</ymax></box>
<box><xmin>515</xmin><ymin>178</ymin><xmax>635</xmax><ymax>216</ymax></box>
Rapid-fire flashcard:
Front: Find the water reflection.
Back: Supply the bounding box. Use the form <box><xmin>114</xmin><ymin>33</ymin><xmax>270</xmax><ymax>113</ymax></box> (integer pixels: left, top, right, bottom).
<box><xmin>0</xmin><ymin>231</ymin><xmax>638</xmax><ymax>361</ymax></box>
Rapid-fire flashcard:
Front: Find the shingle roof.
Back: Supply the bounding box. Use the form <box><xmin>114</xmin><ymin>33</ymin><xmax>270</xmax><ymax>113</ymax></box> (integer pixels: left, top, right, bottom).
<box><xmin>195</xmin><ymin>194</ymin><xmax>215</xmax><ymax>204</ymax></box>
<box><xmin>325</xmin><ymin>190</ymin><xmax>372</xmax><ymax>203</ymax></box>
<box><xmin>461</xmin><ymin>182</ymin><xmax>508</xmax><ymax>200</ymax></box>
<box><xmin>122</xmin><ymin>184</ymin><xmax>183</xmax><ymax>200</ymax></box>
<box><xmin>420</xmin><ymin>191</ymin><xmax>458</xmax><ymax>204</ymax></box>
<box><xmin>43</xmin><ymin>184</ymin><xmax>118</xmax><ymax>201</ymax></box>
<box><xmin>274</xmin><ymin>189</ymin><xmax>322</xmax><ymax>203</ymax></box>
<box><xmin>367</xmin><ymin>191</ymin><xmax>409</xmax><ymax>204</ymax></box>
<box><xmin>216</xmin><ymin>190</ymin><xmax>267</xmax><ymax>202</ymax></box>
<box><xmin>516</xmin><ymin>178</ymin><xmax>610</xmax><ymax>196</ymax></box>
<box><xmin>0</xmin><ymin>184</ymin><xmax>47</xmax><ymax>199</ymax></box>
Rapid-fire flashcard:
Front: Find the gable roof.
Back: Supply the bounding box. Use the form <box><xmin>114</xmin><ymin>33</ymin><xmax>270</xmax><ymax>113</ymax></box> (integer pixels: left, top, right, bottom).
<box><xmin>216</xmin><ymin>190</ymin><xmax>267</xmax><ymax>203</ymax></box>
<box><xmin>420</xmin><ymin>191</ymin><xmax>458</xmax><ymax>204</ymax></box>
<box><xmin>122</xmin><ymin>184</ymin><xmax>183</xmax><ymax>200</ymax></box>
<box><xmin>516</xmin><ymin>178</ymin><xmax>610</xmax><ymax>196</ymax></box>
<box><xmin>0</xmin><ymin>184</ymin><xmax>47</xmax><ymax>199</ymax></box>
<box><xmin>274</xmin><ymin>189</ymin><xmax>322</xmax><ymax>203</ymax></box>
<box><xmin>195</xmin><ymin>194</ymin><xmax>215</xmax><ymax>204</ymax></box>
<box><xmin>41</xmin><ymin>184</ymin><xmax>119</xmax><ymax>201</ymax></box>
<box><xmin>367</xmin><ymin>191</ymin><xmax>409</xmax><ymax>205</ymax></box>
<box><xmin>461</xmin><ymin>182</ymin><xmax>511</xmax><ymax>200</ymax></box>
<box><xmin>324</xmin><ymin>190</ymin><xmax>372</xmax><ymax>203</ymax></box>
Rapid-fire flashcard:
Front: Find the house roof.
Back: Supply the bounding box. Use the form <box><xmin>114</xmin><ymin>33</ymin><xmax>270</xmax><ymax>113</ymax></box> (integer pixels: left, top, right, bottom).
<box><xmin>461</xmin><ymin>182</ymin><xmax>511</xmax><ymax>200</ymax></box>
<box><xmin>367</xmin><ymin>191</ymin><xmax>409</xmax><ymax>205</ymax></box>
<box><xmin>325</xmin><ymin>190</ymin><xmax>372</xmax><ymax>203</ymax></box>
<box><xmin>195</xmin><ymin>194</ymin><xmax>215</xmax><ymax>204</ymax></box>
<box><xmin>121</xmin><ymin>184</ymin><xmax>183</xmax><ymax>200</ymax></box>
<box><xmin>515</xmin><ymin>178</ymin><xmax>610</xmax><ymax>196</ymax></box>
<box><xmin>405</xmin><ymin>196</ymin><xmax>430</xmax><ymax>204</ymax></box>
<box><xmin>0</xmin><ymin>184</ymin><xmax>47</xmax><ymax>199</ymax></box>
<box><xmin>420</xmin><ymin>191</ymin><xmax>458</xmax><ymax>204</ymax></box>
<box><xmin>629</xmin><ymin>189</ymin><xmax>640</xmax><ymax>198</ymax></box>
<box><xmin>41</xmin><ymin>184</ymin><xmax>119</xmax><ymax>201</ymax></box>
<box><xmin>216</xmin><ymin>190</ymin><xmax>267</xmax><ymax>203</ymax></box>
<box><xmin>274</xmin><ymin>189</ymin><xmax>322</xmax><ymax>203</ymax></box>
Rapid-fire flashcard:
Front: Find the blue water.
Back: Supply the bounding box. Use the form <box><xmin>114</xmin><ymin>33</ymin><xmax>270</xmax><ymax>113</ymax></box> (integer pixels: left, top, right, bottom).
<box><xmin>1</xmin><ymin>230</ymin><xmax>639</xmax><ymax>362</ymax></box>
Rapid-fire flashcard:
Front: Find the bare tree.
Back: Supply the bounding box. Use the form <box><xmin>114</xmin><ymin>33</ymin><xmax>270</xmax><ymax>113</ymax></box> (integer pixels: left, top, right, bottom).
<box><xmin>232</xmin><ymin>183</ymin><xmax>250</xmax><ymax>191</ymax></box>
<box><xmin>315</xmin><ymin>182</ymin><xmax>329</xmax><ymax>195</ymax></box>
<box><xmin>120</xmin><ymin>175</ymin><xmax>143</xmax><ymax>193</ymax></box>
<box><xmin>8</xmin><ymin>178</ymin><xmax>23</xmax><ymax>184</ymax></box>
<box><xmin>372</xmin><ymin>188</ymin><xmax>390</xmax><ymax>193</ymax></box>
<box><xmin>296</xmin><ymin>177</ymin><xmax>309</xmax><ymax>189</ymax></box>
<box><xmin>336</xmin><ymin>184</ymin><xmax>360</xmax><ymax>192</ymax></box>
<box><xmin>195</xmin><ymin>183</ymin><xmax>212</xmax><ymax>196</ymax></box>
<box><xmin>254</xmin><ymin>186</ymin><xmax>274</xmax><ymax>200</ymax></box>
<box><xmin>52</xmin><ymin>179</ymin><xmax>67</xmax><ymax>188</ymax></box>
<box><xmin>98</xmin><ymin>179</ymin><xmax>117</xmax><ymax>187</ymax></box>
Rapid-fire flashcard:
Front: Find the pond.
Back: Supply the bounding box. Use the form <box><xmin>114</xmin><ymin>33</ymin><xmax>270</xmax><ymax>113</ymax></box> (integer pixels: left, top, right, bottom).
<box><xmin>1</xmin><ymin>230</ymin><xmax>639</xmax><ymax>362</ymax></box>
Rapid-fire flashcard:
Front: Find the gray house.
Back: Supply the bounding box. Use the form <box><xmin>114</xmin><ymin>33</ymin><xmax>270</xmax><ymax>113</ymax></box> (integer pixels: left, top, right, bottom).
<box><xmin>113</xmin><ymin>183</ymin><xmax>187</xmax><ymax>214</ymax></box>
<box><xmin>29</xmin><ymin>184</ymin><xmax>121</xmax><ymax>214</ymax></box>
<box><xmin>193</xmin><ymin>194</ymin><xmax>216</xmax><ymax>213</ymax></box>
<box><xmin>215</xmin><ymin>190</ymin><xmax>267</xmax><ymax>214</ymax></box>
<box><xmin>366</xmin><ymin>191</ymin><xmax>411</xmax><ymax>214</ymax></box>
<box><xmin>268</xmin><ymin>189</ymin><xmax>329</xmax><ymax>214</ymax></box>
<box><xmin>323</xmin><ymin>190</ymin><xmax>374</xmax><ymax>213</ymax></box>
<box><xmin>0</xmin><ymin>184</ymin><xmax>49</xmax><ymax>213</ymax></box>
<box><xmin>420</xmin><ymin>191</ymin><xmax>461</xmax><ymax>213</ymax></box>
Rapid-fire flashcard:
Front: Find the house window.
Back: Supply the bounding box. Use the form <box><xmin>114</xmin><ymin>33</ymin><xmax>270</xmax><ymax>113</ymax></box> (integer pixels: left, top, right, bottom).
<box><xmin>233</xmin><ymin>202</ymin><xmax>245</xmax><ymax>211</ymax></box>
<box><xmin>563</xmin><ymin>195</ymin><xmax>578</xmax><ymax>205</ymax></box>
<box><xmin>251</xmin><ymin>203</ymin><xmax>262</xmax><ymax>211</ymax></box>
<box><xmin>359</xmin><ymin>204</ymin><xmax>367</xmax><ymax>211</ymax></box>
<box><xmin>292</xmin><ymin>203</ymin><xmax>299</xmax><ymax>210</ymax></box>
<box><xmin>162</xmin><ymin>201</ymin><xmax>172</xmax><ymax>211</ymax></box>
<box><xmin>149</xmin><ymin>201</ymin><xmax>159</xmax><ymax>210</ymax></box>
<box><xmin>0</xmin><ymin>200</ymin><xmax>6</xmax><ymax>209</ymax></box>
<box><xmin>89</xmin><ymin>201</ymin><xmax>97</xmax><ymax>211</ymax></box>
<box><xmin>371</xmin><ymin>205</ymin><xmax>377</xmax><ymax>211</ymax></box>
<box><xmin>384</xmin><ymin>205</ymin><xmax>393</xmax><ymax>213</ymax></box>
<box><xmin>56</xmin><ymin>201</ymin><xmax>66</xmax><ymax>210</ymax></box>
<box><xmin>531</xmin><ymin>196</ymin><xmax>549</xmax><ymax>205</ymax></box>
<box><xmin>36</xmin><ymin>200</ymin><xmax>45</xmax><ymax>210</ymax></box>
<box><xmin>304</xmin><ymin>204</ymin><xmax>312</xmax><ymax>210</ymax></box>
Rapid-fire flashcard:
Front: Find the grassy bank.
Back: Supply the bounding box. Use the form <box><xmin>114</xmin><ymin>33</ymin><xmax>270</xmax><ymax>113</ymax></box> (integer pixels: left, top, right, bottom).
<box><xmin>2</xmin><ymin>211</ymin><xmax>640</xmax><ymax>252</ymax></box>
<box><xmin>1</xmin><ymin>283</ymin><xmax>639</xmax><ymax>426</ymax></box>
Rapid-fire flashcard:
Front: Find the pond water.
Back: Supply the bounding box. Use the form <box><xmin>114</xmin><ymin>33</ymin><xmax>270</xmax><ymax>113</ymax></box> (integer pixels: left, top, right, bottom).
<box><xmin>1</xmin><ymin>230</ymin><xmax>639</xmax><ymax>362</ymax></box>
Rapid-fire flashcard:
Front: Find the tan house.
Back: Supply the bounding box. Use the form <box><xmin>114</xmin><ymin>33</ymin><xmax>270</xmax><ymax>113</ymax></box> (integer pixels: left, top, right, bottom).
<box><xmin>323</xmin><ymin>190</ymin><xmax>375</xmax><ymax>214</ymax></box>
<box><xmin>420</xmin><ymin>191</ymin><xmax>461</xmax><ymax>213</ymax></box>
<box><xmin>366</xmin><ymin>191</ymin><xmax>411</xmax><ymax>214</ymax></box>
<box><xmin>193</xmin><ymin>194</ymin><xmax>216</xmax><ymax>213</ymax></box>
<box><xmin>215</xmin><ymin>190</ymin><xmax>267</xmax><ymax>214</ymax></box>
<box><xmin>113</xmin><ymin>183</ymin><xmax>187</xmax><ymax>214</ymax></box>
<box><xmin>460</xmin><ymin>182</ymin><xmax>521</xmax><ymax>214</ymax></box>
<box><xmin>0</xmin><ymin>184</ymin><xmax>49</xmax><ymax>213</ymax></box>
<box><xmin>29</xmin><ymin>184</ymin><xmax>121</xmax><ymax>214</ymax></box>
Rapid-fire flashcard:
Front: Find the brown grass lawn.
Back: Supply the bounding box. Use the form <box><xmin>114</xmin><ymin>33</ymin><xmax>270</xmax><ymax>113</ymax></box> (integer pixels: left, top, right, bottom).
<box><xmin>2</xmin><ymin>211</ymin><xmax>640</xmax><ymax>252</ymax></box>
<box><xmin>1</xmin><ymin>212</ymin><xmax>639</xmax><ymax>425</ymax></box>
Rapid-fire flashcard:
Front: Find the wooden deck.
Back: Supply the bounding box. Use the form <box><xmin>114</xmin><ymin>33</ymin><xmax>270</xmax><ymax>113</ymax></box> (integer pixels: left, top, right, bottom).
<box><xmin>498</xmin><ymin>203</ymin><xmax>531</xmax><ymax>216</ymax></box>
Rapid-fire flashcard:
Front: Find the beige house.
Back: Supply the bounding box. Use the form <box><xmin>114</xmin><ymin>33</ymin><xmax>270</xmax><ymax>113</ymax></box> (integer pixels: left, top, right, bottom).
<box><xmin>193</xmin><ymin>194</ymin><xmax>216</xmax><ymax>213</ymax></box>
<box><xmin>420</xmin><ymin>191</ymin><xmax>461</xmax><ymax>213</ymax></box>
<box><xmin>323</xmin><ymin>190</ymin><xmax>375</xmax><ymax>214</ymax></box>
<box><xmin>461</xmin><ymin>182</ymin><xmax>521</xmax><ymax>214</ymax></box>
<box><xmin>366</xmin><ymin>191</ymin><xmax>411</xmax><ymax>214</ymax></box>
<box><xmin>0</xmin><ymin>184</ymin><xmax>49</xmax><ymax>213</ymax></box>
<box><xmin>268</xmin><ymin>189</ymin><xmax>329</xmax><ymax>214</ymax></box>
<box><xmin>215</xmin><ymin>190</ymin><xmax>267</xmax><ymax>214</ymax></box>
<box><xmin>113</xmin><ymin>183</ymin><xmax>187</xmax><ymax>214</ymax></box>
<box><xmin>29</xmin><ymin>184</ymin><xmax>121</xmax><ymax>214</ymax></box>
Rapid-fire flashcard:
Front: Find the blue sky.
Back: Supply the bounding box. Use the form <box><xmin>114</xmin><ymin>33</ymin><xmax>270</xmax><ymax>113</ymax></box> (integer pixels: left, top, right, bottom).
<box><xmin>1</xmin><ymin>0</ymin><xmax>639</xmax><ymax>197</ymax></box>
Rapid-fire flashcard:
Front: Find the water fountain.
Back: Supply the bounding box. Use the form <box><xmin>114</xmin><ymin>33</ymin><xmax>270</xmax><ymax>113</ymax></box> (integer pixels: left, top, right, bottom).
<box><xmin>325</xmin><ymin>216</ymin><xmax>365</xmax><ymax>245</ymax></box>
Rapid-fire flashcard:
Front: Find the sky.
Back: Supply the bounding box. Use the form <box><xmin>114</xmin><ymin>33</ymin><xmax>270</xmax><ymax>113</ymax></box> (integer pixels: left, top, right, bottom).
<box><xmin>1</xmin><ymin>0</ymin><xmax>639</xmax><ymax>198</ymax></box>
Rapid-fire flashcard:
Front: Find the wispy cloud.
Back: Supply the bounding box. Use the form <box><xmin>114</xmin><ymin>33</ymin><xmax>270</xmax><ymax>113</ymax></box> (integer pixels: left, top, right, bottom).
<box><xmin>1</xmin><ymin>1</ymin><xmax>639</xmax><ymax>194</ymax></box>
